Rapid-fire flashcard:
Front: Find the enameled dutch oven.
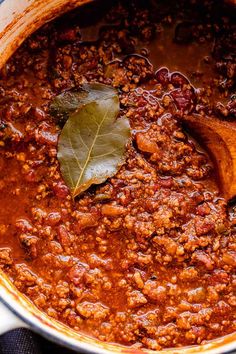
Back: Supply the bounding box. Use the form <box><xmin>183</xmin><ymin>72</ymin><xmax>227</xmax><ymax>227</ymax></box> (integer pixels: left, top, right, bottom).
<box><xmin>0</xmin><ymin>1</ymin><xmax>236</xmax><ymax>353</ymax></box>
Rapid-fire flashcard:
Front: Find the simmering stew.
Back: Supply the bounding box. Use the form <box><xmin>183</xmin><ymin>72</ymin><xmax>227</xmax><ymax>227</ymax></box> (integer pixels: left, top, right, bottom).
<box><xmin>0</xmin><ymin>0</ymin><xmax>235</xmax><ymax>350</ymax></box>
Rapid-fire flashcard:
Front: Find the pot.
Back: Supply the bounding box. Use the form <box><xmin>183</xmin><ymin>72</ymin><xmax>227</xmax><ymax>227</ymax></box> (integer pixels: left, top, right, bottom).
<box><xmin>0</xmin><ymin>1</ymin><xmax>236</xmax><ymax>353</ymax></box>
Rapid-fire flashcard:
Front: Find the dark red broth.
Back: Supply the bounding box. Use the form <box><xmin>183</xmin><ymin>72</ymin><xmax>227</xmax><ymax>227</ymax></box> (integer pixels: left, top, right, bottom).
<box><xmin>0</xmin><ymin>0</ymin><xmax>235</xmax><ymax>350</ymax></box>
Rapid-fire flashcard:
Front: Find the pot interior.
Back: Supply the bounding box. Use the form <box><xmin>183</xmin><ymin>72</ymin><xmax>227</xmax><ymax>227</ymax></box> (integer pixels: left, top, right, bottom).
<box><xmin>0</xmin><ymin>1</ymin><xmax>235</xmax><ymax>354</ymax></box>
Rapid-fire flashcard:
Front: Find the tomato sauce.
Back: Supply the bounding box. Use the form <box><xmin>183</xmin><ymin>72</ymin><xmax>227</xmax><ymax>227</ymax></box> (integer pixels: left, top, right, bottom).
<box><xmin>0</xmin><ymin>0</ymin><xmax>235</xmax><ymax>350</ymax></box>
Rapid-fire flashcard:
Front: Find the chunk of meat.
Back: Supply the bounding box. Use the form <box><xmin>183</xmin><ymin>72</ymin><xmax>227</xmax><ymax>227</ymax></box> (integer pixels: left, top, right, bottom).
<box><xmin>136</xmin><ymin>132</ymin><xmax>158</xmax><ymax>153</ymax></box>
<box><xmin>74</xmin><ymin>211</ymin><xmax>98</xmax><ymax>229</ymax></box>
<box><xmin>57</xmin><ymin>225</ymin><xmax>71</xmax><ymax>246</ymax></box>
<box><xmin>194</xmin><ymin>217</ymin><xmax>215</xmax><ymax>236</ymax></box>
<box><xmin>127</xmin><ymin>290</ymin><xmax>148</xmax><ymax>308</ymax></box>
<box><xmin>76</xmin><ymin>301</ymin><xmax>109</xmax><ymax>320</ymax></box>
<box><xmin>143</xmin><ymin>280</ymin><xmax>167</xmax><ymax>302</ymax></box>
<box><xmin>222</xmin><ymin>251</ymin><xmax>236</xmax><ymax>267</ymax></box>
<box><xmin>15</xmin><ymin>219</ymin><xmax>33</xmax><ymax>232</ymax></box>
<box><xmin>52</xmin><ymin>181</ymin><xmax>70</xmax><ymax>199</ymax></box>
<box><xmin>101</xmin><ymin>204</ymin><xmax>126</xmax><ymax>217</ymax></box>
<box><xmin>35</xmin><ymin>122</ymin><xmax>58</xmax><ymax>146</ymax></box>
<box><xmin>67</xmin><ymin>263</ymin><xmax>89</xmax><ymax>286</ymax></box>
<box><xmin>0</xmin><ymin>248</ymin><xmax>12</xmax><ymax>265</ymax></box>
<box><xmin>192</xmin><ymin>251</ymin><xmax>214</xmax><ymax>270</ymax></box>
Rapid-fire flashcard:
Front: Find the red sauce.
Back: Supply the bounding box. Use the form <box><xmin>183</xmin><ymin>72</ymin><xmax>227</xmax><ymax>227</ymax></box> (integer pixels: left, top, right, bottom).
<box><xmin>0</xmin><ymin>0</ymin><xmax>235</xmax><ymax>350</ymax></box>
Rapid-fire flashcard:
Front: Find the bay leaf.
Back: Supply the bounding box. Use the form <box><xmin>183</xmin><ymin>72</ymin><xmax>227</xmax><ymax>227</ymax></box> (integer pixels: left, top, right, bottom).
<box><xmin>57</xmin><ymin>85</ymin><xmax>130</xmax><ymax>198</ymax></box>
<box><xmin>50</xmin><ymin>83</ymin><xmax>117</xmax><ymax>123</ymax></box>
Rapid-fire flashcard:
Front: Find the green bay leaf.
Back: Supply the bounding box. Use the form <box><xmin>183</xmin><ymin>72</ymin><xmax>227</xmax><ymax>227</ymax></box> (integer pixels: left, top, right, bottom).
<box><xmin>57</xmin><ymin>84</ymin><xmax>130</xmax><ymax>198</ymax></box>
<box><xmin>50</xmin><ymin>83</ymin><xmax>118</xmax><ymax>123</ymax></box>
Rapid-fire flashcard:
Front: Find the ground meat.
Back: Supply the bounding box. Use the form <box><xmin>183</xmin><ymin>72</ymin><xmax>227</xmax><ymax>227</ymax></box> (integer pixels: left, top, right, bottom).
<box><xmin>0</xmin><ymin>248</ymin><xmax>12</xmax><ymax>266</ymax></box>
<box><xmin>0</xmin><ymin>0</ymin><xmax>235</xmax><ymax>351</ymax></box>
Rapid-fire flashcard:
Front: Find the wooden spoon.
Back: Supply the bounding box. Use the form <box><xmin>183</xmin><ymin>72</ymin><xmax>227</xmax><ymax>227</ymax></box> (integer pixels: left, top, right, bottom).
<box><xmin>0</xmin><ymin>0</ymin><xmax>92</xmax><ymax>70</ymax></box>
<box><xmin>182</xmin><ymin>114</ymin><xmax>236</xmax><ymax>201</ymax></box>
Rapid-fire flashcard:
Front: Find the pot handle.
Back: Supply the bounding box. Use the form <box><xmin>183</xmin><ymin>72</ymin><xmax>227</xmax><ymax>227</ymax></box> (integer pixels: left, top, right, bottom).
<box><xmin>0</xmin><ymin>301</ymin><xmax>28</xmax><ymax>335</ymax></box>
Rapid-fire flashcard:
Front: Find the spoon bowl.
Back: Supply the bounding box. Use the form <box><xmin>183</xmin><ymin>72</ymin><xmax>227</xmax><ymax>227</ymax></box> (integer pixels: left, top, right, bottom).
<box><xmin>183</xmin><ymin>114</ymin><xmax>236</xmax><ymax>201</ymax></box>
